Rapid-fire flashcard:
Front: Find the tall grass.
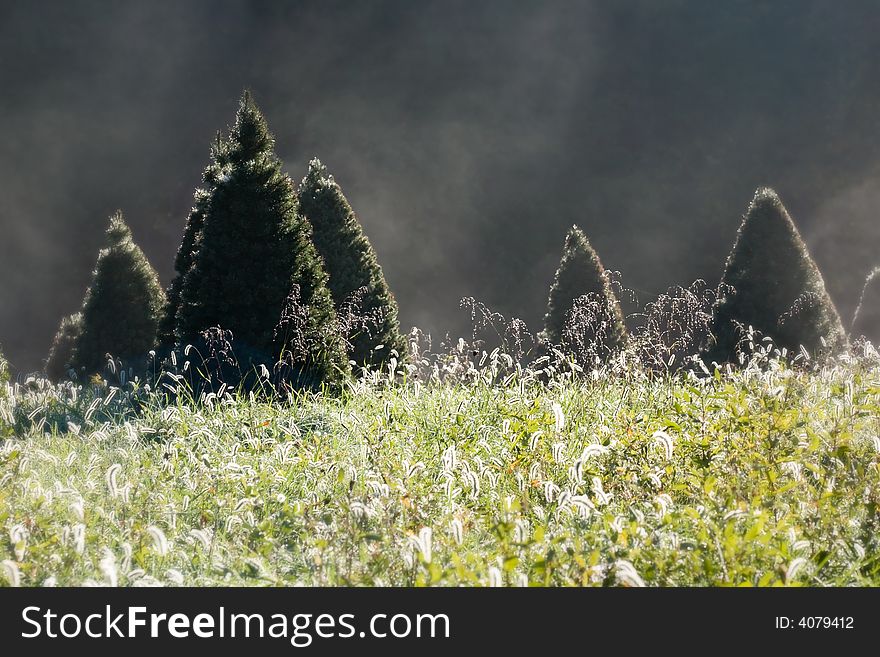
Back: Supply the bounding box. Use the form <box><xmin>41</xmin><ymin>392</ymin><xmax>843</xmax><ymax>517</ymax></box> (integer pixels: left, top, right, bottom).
<box><xmin>2</xmin><ymin>326</ymin><xmax>879</xmax><ymax>586</ymax></box>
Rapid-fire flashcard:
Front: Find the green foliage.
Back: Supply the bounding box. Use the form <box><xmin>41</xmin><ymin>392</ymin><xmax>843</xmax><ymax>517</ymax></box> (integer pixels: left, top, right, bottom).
<box><xmin>3</xmin><ymin>356</ymin><xmax>880</xmax><ymax>586</ymax></box>
<box><xmin>0</xmin><ymin>346</ymin><xmax>7</xmax><ymax>385</ymax></box>
<box><xmin>852</xmin><ymin>268</ymin><xmax>880</xmax><ymax>343</ymax></box>
<box><xmin>706</xmin><ymin>188</ymin><xmax>847</xmax><ymax>364</ymax></box>
<box><xmin>540</xmin><ymin>225</ymin><xmax>627</xmax><ymax>361</ymax></box>
<box><xmin>45</xmin><ymin>313</ymin><xmax>83</xmax><ymax>382</ymax></box>
<box><xmin>71</xmin><ymin>213</ymin><xmax>166</xmax><ymax>375</ymax></box>
<box><xmin>298</xmin><ymin>159</ymin><xmax>406</xmax><ymax>370</ymax></box>
<box><xmin>175</xmin><ymin>93</ymin><xmax>349</xmax><ymax>389</ymax></box>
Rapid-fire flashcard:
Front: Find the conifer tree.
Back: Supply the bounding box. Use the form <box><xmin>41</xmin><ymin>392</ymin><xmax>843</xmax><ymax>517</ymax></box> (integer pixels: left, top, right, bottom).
<box><xmin>705</xmin><ymin>188</ymin><xmax>847</xmax><ymax>364</ymax></box>
<box><xmin>158</xmin><ymin>134</ymin><xmax>231</xmax><ymax>347</ymax></box>
<box><xmin>71</xmin><ymin>213</ymin><xmax>166</xmax><ymax>374</ymax></box>
<box><xmin>158</xmin><ymin>192</ymin><xmax>209</xmax><ymax>347</ymax></box>
<box><xmin>298</xmin><ymin>158</ymin><xmax>406</xmax><ymax>370</ymax></box>
<box><xmin>852</xmin><ymin>267</ymin><xmax>880</xmax><ymax>343</ymax></box>
<box><xmin>540</xmin><ymin>225</ymin><xmax>627</xmax><ymax>362</ymax></box>
<box><xmin>45</xmin><ymin>312</ymin><xmax>83</xmax><ymax>382</ymax></box>
<box><xmin>175</xmin><ymin>92</ymin><xmax>349</xmax><ymax>388</ymax></box>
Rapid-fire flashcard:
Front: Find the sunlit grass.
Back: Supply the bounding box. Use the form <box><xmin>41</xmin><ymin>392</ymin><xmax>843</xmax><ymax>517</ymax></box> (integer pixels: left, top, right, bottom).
<box><xmin>1</xmin><ymin>351</ymin><xmax>879</xmax><ymax>586</ymax></box>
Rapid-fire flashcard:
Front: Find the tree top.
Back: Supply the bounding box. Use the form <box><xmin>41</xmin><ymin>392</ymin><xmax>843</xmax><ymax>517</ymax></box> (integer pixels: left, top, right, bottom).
<box><xmin>106</xmin><ymin>211</ymin><xmax>132</xmax><ymax>245</ymax></box>
<box><xmin>741</xmin><ymin>187</ymin><xmax>796</xmax><ymax>230</ymax></box>
<box><xmin>303</xmin><ymin>157</ymin><xmax>335</xmax><ymax>190</ymax></box>
<box><xmin>229</xmin><ymin>90</ymin><xmax>274</xmax><ymax>162</ymax></box>
<box><xmin>565</xmin><ymin>224</ymin><xmax>590</xmax><ymax>249</ymax></box>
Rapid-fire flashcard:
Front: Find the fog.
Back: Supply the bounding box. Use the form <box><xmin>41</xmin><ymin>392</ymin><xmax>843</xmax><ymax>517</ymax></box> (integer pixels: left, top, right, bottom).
<box><xmin>1</xmin><ymin>0</ymin><xmax>879</xmax><ymax>371</ymax></box>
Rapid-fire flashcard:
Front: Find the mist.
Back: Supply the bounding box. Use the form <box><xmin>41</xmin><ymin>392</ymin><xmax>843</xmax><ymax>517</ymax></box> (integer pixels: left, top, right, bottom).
<box><xmin>1</xmin><ymin>0</ymin><xmax>879</xmax><ymax>372</ymax></box>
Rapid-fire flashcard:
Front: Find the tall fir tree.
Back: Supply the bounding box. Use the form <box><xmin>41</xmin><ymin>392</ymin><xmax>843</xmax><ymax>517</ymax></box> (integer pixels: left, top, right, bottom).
<box><xmin>852</xmin><ymin>267</ymin><xmax>880</xmax><ymax>343</ymax></box>
<box><xmin>175</xmin><ymin>92</ymin><xmax>349</xmax><ymax>388</ymax></box>
<box><xmin>71</xmin><ymin>213</ymin><xmax>166</xmax><ymax>374</ymax></box>
<box><xmin>705</xmin><ymin>187</ymin><xmax>847</xmax><ymax>364</ymax></box>
<box><xmin>45</xmin><ymin>312</ymin><xmax>83</xmax><ymax>382</ymax></box>
<box><xmin>297</xmin><ymin>158</ymin><xmax>406</xmax><ymax>370</ymax></box>
<box><xmin>540</xmin><ymin>225</ymin><xmax>627</xmax><ymax>361</ymax></box>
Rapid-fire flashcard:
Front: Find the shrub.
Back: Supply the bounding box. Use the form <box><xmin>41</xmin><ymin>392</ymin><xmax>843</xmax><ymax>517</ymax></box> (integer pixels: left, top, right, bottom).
<box><xmin>540</xmin><ymin>225</ymin><xmax>627</xmax><ymax>364</ymax></box>
<box><xmin>852</xmin><ymin>268</ymin><xmax>880</xmax><ymax>344</ymax></box>
<box><xmin>175</xmin><ymin>92</ymin><xmax>349</xmax><ymax>390</ymax></box>
<box><xmin>705</xmin><ymin>187</ymin><xmax>847</xmax><ymax>364</ymax></box>
<box><xmin>298</xmin><ymin>159</ymin><xmax>406</xmax><ymax>371</ymax></box>
<box><xmin>71</xmin><ymin>213</ymin><xmax>166</xmax><ymax>375</ymax></box>
<box><xmin>45</xmin><ymin>313</ymin><xmax>83</xmax><ymax>382</ymax></box>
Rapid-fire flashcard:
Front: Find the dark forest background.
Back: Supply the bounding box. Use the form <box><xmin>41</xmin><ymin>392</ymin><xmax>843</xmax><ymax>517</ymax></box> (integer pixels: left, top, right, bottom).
<box><xmin>2</xmin><ymin>0</ymin><xmax>879</xmax><ymax>372</ymax></box>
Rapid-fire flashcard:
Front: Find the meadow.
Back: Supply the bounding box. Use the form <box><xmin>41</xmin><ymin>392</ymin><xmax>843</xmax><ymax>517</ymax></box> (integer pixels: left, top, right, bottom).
<box><xmin>2</xmin><ymin>335</ymin><xmax>879</xmax><ymax>587</ymax></box>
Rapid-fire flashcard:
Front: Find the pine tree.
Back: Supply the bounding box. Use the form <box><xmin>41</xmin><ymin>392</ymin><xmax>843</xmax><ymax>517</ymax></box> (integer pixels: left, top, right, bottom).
<box><xmin>158</xmin><ymin>134</ymin><xmax>232</xmax><ymax>347</ymax></box>
<box><xmin>298</xmin><ymin>158</ymin><xmax>406</xmax><ymax>370</ymax></box>
<box><xmin>540</xmin><ymin>225</ymin><xmax>627</xmax><ymax>362</ymax></box>
<box><xmin>71</xmin><ymin>213</ymin><xmax>166</xmax><ymax>374</ymax></box>
<box><xmin>45</xmin><ymin>312</ymin><xmax>83</xmax><ymax>382</ymax></box>
<box><xmin>852</xmin><ymin>267</ymin><xmax>880</xmax><ymax>343</ymax></box>
<box><xmin>175</xmin><ymin>92</ymin><xmax>349</xmax><ymax>388</ymax></box>
<box><xmin>705</xmin><ymin>187</ymin><xmax>847</xmax><ymax>364</ymax></box>
<box><xmin>158</xmin><ymin>192</ymin><xmax>209</xmax><ymax>347</ymax></box>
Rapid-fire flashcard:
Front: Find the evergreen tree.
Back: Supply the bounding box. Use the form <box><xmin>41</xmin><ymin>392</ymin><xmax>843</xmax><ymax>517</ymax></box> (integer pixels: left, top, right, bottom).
<box><xmin>540</xmin><ymin>225</ymin><xmax>627</xmax><ymax>362</ymax></box>
<box><xmin>705</xmin><ymin>187</ymin><xmax>847</xmax><ymax>364</ymax></box>
<box><xmin>158</xmin><ymin>134</ymin><xmax>231</xmax><ymax>347</ymax></box>
<box><xmin>71</xmin><ymin>213</ymin><xmax>166</xmax><ymax>374</ymax></box>
<box><xmin>45</xmin><ymin>312</ymin><xmax>83</xmax><ymax>382</ymax></box>
<box><xmin>852</xmin><ymin>267</ymin><xmax>880</xmax><ymax>343</ymax></box>
<box><xmin>175</xmin><ymin>92</ymin><xmax>349</xmax><ymax>388</ymax></box>
<box><xmin>158</xmin><ymin>192</ymin><xmax>209</xmax><ymax>347</ymax></box>
<box><xmin>298</xmin><ymin>158</ymin><xmax>406</xmax><ymax>370</ymax></box>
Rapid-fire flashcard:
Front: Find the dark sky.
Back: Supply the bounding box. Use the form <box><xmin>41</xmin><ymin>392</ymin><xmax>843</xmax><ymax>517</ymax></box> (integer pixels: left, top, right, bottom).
<box><xmin>2</xmin><ymin>0</ymin><xmax>880</xmax><ymax>372</ymax></box>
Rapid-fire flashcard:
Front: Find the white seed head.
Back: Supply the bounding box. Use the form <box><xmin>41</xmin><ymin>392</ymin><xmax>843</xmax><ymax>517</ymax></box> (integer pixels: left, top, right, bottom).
<box><xmin>651</xmin><ymin>430</ymin><xmax>674</xmax><ymax>460</ymax></box>
<box><xmin>165</xmin><ymin>569</ymin><xmax>185</xmax><ymax>585</ymax></box>
<box><xmin>450</xmin><ymin>518</ymin><xmax>464</xmax><ymax>546</ymax></box>
<box><xmin>551</xmin><ymin>402</ymin><xmax>565</xmax><ymax>432</ymax></box>
<box><xmin>613</xmin><ymin>560</ymin><xmax>646</xmax><ymax>587</ymax></box>
<box><xmin>146</xmin><ymin>526</ymin><xmax>169</xmax><ymax>557</ymax></box>
<box><xmin>785</xmin><ymin>557</ymin><xmax>808</xmax><ymax>583</ymax></box>
<box><xmin>100</xmin><ymin>548</ymin><xmax>118</xmax><ymax>587</ymax></box>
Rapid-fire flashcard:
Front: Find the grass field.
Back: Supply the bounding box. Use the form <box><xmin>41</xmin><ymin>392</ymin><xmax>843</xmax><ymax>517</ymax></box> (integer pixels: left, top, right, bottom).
<box><xmin>2</xmin><ymin>348</ymin><xmax>880</xmax><ymax>587</ymax></box>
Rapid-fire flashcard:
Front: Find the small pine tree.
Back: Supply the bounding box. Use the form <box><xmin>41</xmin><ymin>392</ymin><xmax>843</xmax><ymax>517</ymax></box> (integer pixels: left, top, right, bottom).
<box><xmin>71</xmin><ymin>213</ymin><xmax>166</xmax><ymax>374</ymax></box>
<box><xmin>175</xmin><ymin>92</ymin><xmax>349</xmax><ymax>388</ymax></box>
<box><xmin>540</xmin><ymin>225</ymin><xmax>627</xmax><ymax>362</ymax></box>
<box><xmin>705</xmin><ymin>188</ymin><xmax>847</xmax><ymax>364</ymax></box>
<box><xmin>298</xmin><ymin>158</ymin><xmax>406</xmax><ymax>370</ymax></box>
<box><xmin>45</xmin><ymin>312</ymin><xmax>83</xmax><ymax>382</ymax></box>
<box><xmin>852</xmin><ymin>268</ymin><xmax>880</xmax><ymax>343</ymax></box>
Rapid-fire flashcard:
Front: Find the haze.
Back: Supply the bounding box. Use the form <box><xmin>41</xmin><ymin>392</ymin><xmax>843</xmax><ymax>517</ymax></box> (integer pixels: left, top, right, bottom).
<box><xmin>1</xmin><ymin>0</ymin><xmax>879</xmax><ymax>372</ymax></box>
